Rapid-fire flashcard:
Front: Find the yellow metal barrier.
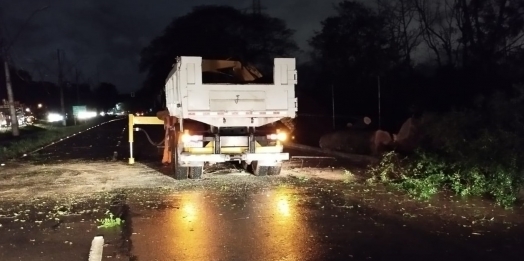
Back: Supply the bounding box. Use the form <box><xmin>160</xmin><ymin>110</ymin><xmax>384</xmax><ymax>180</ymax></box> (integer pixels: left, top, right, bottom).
<box><xmin>128</xmin><ymin>114</ymin><xmax>164</xmax><ymax>164</ymax></box>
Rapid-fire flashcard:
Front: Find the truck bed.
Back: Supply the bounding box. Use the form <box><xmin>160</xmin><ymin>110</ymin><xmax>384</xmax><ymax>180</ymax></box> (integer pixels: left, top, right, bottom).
<box><xmin>165</xmin><ymin>56</ymin><xmax>297</xmax><ymax>128</ymax></box>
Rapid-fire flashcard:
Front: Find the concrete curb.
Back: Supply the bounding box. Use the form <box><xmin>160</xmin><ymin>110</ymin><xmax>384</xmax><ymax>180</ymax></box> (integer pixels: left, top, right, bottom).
<box><xmin>88</xmin><ymin>236</ymin><xmax>104</xmax><ymax>261</ymax></box>
<box><xmin>285</xmin><ymin>142</ymin><xmax>379</xmax><ymax>165</ymax></box>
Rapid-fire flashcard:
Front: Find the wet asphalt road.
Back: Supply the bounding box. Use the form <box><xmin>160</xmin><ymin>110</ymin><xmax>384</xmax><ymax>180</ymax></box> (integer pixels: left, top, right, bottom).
<box><xmin>124</xmin><ymin>187</ymin><xmax>523</xmax><ymax>261</ymax></box>
<box><xmin>2</xmin><ymin>117</ymin><xmax>524</xmax><ymax>261</ymax></box>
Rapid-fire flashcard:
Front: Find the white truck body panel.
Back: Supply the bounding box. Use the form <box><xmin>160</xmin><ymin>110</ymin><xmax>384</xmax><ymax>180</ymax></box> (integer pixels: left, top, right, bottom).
<box><xmin>165</xmin><ymin>56</ymin><xmax>298</xmax><ymax>128</ymax></box>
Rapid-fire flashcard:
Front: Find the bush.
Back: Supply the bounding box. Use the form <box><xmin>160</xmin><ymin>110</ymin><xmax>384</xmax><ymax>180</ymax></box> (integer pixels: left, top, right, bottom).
<box><xmin>368</xmin><ymin>86</ymin><xmax>524</xmax><ymax>208</ymax></box>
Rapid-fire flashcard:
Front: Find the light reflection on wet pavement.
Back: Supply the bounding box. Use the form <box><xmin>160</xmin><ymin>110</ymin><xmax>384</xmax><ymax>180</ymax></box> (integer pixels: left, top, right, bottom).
<box><xmin>131</xmin><ymin>187</ymin><xmax>317</xmax><ymax>261</ymax></box>
<box><xmin>124</xmin><ymin>185</ymin><xmax>522</xmax><ymax>261</ymax></box>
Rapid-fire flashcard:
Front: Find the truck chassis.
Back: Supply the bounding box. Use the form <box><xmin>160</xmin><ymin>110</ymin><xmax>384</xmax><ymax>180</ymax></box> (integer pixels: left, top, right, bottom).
<box><xmin>128</xmin><ymin>114</ymin><xmax>288</xmax><ymax>179</ymax></box>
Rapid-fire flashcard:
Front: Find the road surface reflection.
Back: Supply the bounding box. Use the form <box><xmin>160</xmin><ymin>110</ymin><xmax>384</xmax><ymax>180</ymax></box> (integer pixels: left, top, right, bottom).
<box><xmin>249</xmin><ymin>187</ymin><xmax>314</xmax><ymax>261</ymax></box>
<box><xmin>130</xmin><ymin>188</ymin><xmax>314</xmax><ymax>261</ymax></box>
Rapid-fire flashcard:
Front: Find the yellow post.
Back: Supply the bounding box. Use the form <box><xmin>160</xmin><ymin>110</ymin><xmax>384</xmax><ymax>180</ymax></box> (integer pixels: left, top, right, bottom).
<box><xmin>128</xmin><ymin>114</ymin><xmax>135</xmax><ymax>164</ymax></box>
<box><xmin>161</xmin><ymin>116</ymin><xmax>172</xmax><ymax>164</ymax></box>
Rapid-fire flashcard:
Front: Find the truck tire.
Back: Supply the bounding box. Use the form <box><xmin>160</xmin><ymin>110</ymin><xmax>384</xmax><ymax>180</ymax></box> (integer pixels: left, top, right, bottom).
<box><xmin>171</xmin><ymin>130</ymin><xmax>188</xmax><ymax>180</ymax></box>
<box><xmin>241</xmin><ymin>161</ymin><xmax>249</xmax><ymax>170</ymax></box>
<box><xmin>174</xmin><ymin>166</ymin><xmax>189</xmax><ymax>180</ymax></box>
<box><xmin>251</xmin><ymin>161</ymin><xmax>268</xmax><ymax>176</ymax></box>
<box><xmin>254</xmin><ymin>166</ymin><xmax>269</xmax><ymax>176</ymax></box>
<box><xmin>189</xmin><ymin>166</ymin><xmax>203</xmax><ymax>179</ymax></box>
<box><xmin>267</xmin><ymin>166</ymin><xmax>282</xmax><ymax>176</ymax></box>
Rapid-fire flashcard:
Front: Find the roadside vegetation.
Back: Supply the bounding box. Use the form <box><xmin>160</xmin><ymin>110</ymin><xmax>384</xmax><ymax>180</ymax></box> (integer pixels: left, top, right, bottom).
<box><xmin>0</xmin><ymin>119</ymin><xmax>105</xmax><ymax>161</ymax></box>
<box><xmin>368</xmin><ymin>86</ymin><xmax>524</xmax><ymax>208</ymax></box>
<box><xmin>97</xmin><ymin>210</ymin><xmax>124</xmax><ymax>228</ymax></box>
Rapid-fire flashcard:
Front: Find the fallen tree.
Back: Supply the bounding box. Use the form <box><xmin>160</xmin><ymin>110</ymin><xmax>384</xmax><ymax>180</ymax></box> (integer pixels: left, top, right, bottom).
<box><xmin>319</xmin><ymin>115</ymin><xmax>423</xmax><ymax>157</ymax></box>
<box><xmin>319</xmin><ymin>129</ymin><xmax>394</xmax><ymax>156</ymax></box>
<box><xmin>368</xmin><ymin>87</ymin><xmax>524</xmax><ymax>208</ymax></box>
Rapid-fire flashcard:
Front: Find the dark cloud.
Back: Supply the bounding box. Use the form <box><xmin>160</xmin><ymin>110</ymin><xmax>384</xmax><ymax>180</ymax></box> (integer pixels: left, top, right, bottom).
<box><xmin>1</xmin><ymin>0</ymin><xmax>356</xmax><ymax>93</ymax></box>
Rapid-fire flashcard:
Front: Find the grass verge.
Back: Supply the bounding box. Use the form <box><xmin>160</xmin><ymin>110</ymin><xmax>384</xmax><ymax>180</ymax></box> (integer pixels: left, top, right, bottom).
<box><xmin>0</xmin><ymin>118</ymin><xmax>108</xmax><ymax>161</ymax></box>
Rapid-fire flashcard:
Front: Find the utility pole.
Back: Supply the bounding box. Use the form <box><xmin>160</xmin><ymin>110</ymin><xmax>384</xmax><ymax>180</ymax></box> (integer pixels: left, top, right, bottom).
<box><xmin>96</xmin><ymin>65</ymin><xmax>100</xmax><ymax>84</ymax></box>
<box><xmin>74</xmin><ymin>68</ymin><xmax>80</xmax><ymax>126</ymax></box>
<box><xmin>331</xmin><ymin>84</ymin><xmax>335</xmax><ymax>130</ymax></box>
<box><xmin>57</xmin><ymin>49</ymin><xmax>66</xmax><ymax>126</ymax></box>
<box><xmin>252</xmin><ymin>0</ymin><xmax>262</xmax><ymax>15</ymax></box>
<box><xmin>75</xmin><ymin>68</ymin><xmax>80</xmax><ymax>104</ymax></box>
<box><xmin>377</xmin><ymin>76</ymin><xmax>382</xmax><ymax>129</ymax></box>
<box><xmin>2</xmin><ymin>53</ymin><xmax>19</xmax><ymax>136</ymax></box>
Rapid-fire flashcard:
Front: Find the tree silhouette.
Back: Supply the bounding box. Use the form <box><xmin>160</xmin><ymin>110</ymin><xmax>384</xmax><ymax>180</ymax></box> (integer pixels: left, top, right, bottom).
<box><xmin>310</xmin><ymin>1</ymin><xmax>398</xmax><ymax>82</ymax></box>
<box><xmin>308</xmin><ymin>1</ymin><xmax>404</xmax><ymax>121</ymax></box>
<box><xmin>138</xmin><ymin>5</ymin><xmax>299</xmax><ymax>108</ymax></box>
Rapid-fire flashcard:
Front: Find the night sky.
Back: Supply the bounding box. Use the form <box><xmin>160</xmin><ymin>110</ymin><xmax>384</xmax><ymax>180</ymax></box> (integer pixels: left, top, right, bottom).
<box><xmin>0</xmin><ymin>0</ymin><xmax>356</xmax><ymax>93</ymax></box>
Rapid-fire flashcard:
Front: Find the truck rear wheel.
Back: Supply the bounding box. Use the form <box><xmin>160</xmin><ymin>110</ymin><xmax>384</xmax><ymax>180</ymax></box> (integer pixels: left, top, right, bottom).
<box><xmin>251</xmin><ymin>161</ymin><xmax>282</xmax><ymax>176</ymax></box>
<box><xmin>251</xmin><ymin>161</ymin><xmax>267</xmax><ymax>176</ymax></box>
<box><xmin>174</xmin><ymin>166</ymin><xmax>189</xmax><ymax>180</ymax></box>
<box><xmin>171</xmin><ymin>130</ymin><xmax>188</xmax><ymax>180</ymax></box>
<box><xmin>253</xmin><ymin>166</ymin><xmax>269</xmax><ymax>176</ymax></box>
<box><xmin>189</xmin><ymin>166</ymin><xmax>203</xmax><ymax>179</ymax></box>
<box><xmin>241</xmin><ymin>161</ymin><xmax>249</xmax><ymax>171</ymax></box>
<box><xmin>267</xmin><ymin>166</ymin><xmax>282</xmax><ymax>176</ymax></box>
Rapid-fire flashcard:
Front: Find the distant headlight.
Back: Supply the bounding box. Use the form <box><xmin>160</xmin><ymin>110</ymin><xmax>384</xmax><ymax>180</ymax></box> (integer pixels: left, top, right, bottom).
<box><xmin>77</xmin><ymin>111</ymin><xmax>97</xmax><ymax>119</ymax></box>
<box><xmin>47</xmin><ymin>113</ymin><xmax>63</xmax><ymax>122</ymax></box>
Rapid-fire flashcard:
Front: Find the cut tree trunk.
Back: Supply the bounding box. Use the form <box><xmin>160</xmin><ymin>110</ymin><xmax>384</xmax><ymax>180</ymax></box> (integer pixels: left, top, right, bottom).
<box><xmin>393</xmin><ymin>117</ymin><xmax>421</xmax><ymax>153</ymax></box>
<box><xmin>319</xmin><ymin>129</ymin><xmax>394</xmax><ymax>156</ymax></box>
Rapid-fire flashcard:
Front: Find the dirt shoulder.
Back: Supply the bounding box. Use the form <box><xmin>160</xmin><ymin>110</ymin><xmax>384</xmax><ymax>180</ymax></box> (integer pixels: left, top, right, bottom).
<box><xmin>0</xmin><ymin>161</ymin><xmax>180</xmax><ymax>201</ymax></box>
<box><xmin>0</xmin><ymin>160</ymin><xmax>356</xmax><ymax>201</ymax></box>
<box><xmin>1</xmin><ymin>160</ymin><xmax>521</xmax><ymax>223</ymax></box>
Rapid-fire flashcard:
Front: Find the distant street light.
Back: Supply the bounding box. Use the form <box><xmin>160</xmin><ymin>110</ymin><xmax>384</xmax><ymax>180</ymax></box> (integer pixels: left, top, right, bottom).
<box><xmin>38</xmin><ymin>103</ymin><xmax>42</xmax><ymax>108</ymax></box>
<box><xmin>25</xmin><ymin>108</ymin><xmax>30</xmax><ymax>112</ymax></box>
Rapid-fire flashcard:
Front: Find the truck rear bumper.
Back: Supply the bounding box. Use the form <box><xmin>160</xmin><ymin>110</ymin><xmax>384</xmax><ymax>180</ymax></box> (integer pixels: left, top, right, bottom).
<box><xmin>179</xmin><ymin>152</ymin><xmax>289</xmax><ymax>164</ymax></box>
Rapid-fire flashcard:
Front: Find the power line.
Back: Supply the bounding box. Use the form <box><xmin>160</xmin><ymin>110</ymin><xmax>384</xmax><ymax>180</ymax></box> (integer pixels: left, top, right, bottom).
<box><xmin>0</xmin><ymin>8</ymin><xmax>12</xmax><ymax>45</ymax></box>
<box><xmin>252</xmin><ymin>0</ymin><xmax>262</xmax><ymax>15</ymax></box>
<box><xmin>57</xmin><ymin>49</ymin><xmax>66</xmax><ymax>126</ymax></box>
<box><xmin>1</xmin><ymin>5</ymin><xmax>49</xmax><ymax>137</ymax></box>
<box><xmin>239</xmin><ymin>0</ymin><xmax>266</xmax><ymax>15</ymax></box>
<box><xmin>4</xmin><ymin>6</ymin><xmax>50</xmax><ymax>54</ymax></box>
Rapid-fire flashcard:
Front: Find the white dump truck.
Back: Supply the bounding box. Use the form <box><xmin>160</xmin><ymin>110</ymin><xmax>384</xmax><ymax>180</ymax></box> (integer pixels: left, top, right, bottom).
<box><xmin>128</xmin><ymin>56</ymin><xmax>298</xmax><ymax>179</ymax></box>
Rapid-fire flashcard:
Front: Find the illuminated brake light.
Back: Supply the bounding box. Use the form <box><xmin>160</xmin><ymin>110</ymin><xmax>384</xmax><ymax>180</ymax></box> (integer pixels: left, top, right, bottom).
<box><xmin>182</xmin><ymin>131</ymin><xmax>191</xmax><ymax>143</ymax></box>
<box><xmin>267</xmin><ymin>132</ymin><xmax>287</xmax><ymax>141</ymax></box>
<box><xmin>181</xmin><ymin>130</ymin><xmax>201</xmax><ymax>143</ymax></box>
<box><xmin>277</xmin><ymin>132</ymin><xmax>287</xmax><ymax>141</ymax></box>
